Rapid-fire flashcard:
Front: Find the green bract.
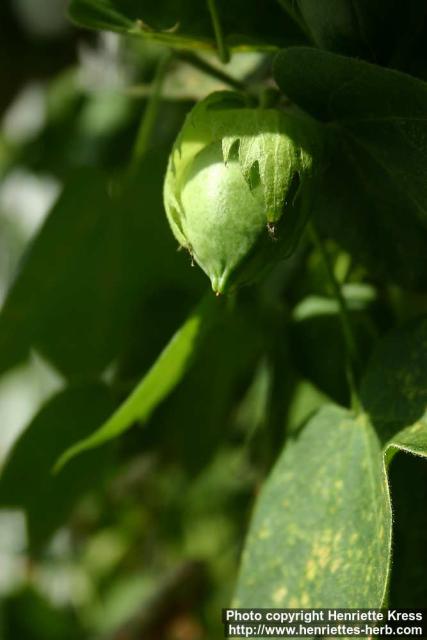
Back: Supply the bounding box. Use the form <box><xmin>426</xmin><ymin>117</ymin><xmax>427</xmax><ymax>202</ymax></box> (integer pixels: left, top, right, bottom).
<box><xmin>163</xmin><ymin>91</ymin><xmax>322</xmax><ymax>293</ymax></box>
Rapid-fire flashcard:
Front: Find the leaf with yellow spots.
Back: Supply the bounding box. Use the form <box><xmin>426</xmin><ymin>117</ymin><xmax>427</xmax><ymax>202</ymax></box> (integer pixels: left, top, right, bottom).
<box><xmin>234</xmin><ymin>405</ymin><xmax>392</xmax><ymax>610</ymax></box>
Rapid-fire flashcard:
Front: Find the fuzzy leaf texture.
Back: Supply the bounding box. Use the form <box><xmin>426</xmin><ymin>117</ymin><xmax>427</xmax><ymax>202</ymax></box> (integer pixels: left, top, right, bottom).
<box><xmin>235</xmin><ymin>405</ymin><xmax>392</xmax><ymax>611</ymax></box>
<box><xmin>236</xmin><ymin>317</ymin><xmax>427</xmax><ymax>615</ymax></box>
<box><xmin>274</xmin><ymin>47</ymin><xmax>427</xmax><ymax>288</ymax></box>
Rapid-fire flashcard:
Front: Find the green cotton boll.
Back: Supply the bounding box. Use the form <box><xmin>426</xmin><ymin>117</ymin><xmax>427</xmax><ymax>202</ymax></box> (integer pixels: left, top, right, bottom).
<box><xmin>163</xmin><ymin>91</ymin><xmax>322</xmax><ymax>294</ymax></box>
<box><xmin>180</xmin><ymin>142</ymin><xmax>266</xmax><ymax>293</ymax></box>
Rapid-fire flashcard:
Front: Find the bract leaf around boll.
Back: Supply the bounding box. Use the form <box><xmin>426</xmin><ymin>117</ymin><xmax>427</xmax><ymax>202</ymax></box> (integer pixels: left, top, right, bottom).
<box><xmin>163</xmin><ymin>91</ymin><xmax>322</xmax><ymax>293</ymax></box>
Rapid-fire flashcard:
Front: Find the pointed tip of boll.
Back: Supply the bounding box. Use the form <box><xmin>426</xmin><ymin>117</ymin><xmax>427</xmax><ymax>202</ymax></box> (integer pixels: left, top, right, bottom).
<box><xmin>211</xmin><ymin>272</ymin><xmax>229</xmax><ymax>296</ymax></box>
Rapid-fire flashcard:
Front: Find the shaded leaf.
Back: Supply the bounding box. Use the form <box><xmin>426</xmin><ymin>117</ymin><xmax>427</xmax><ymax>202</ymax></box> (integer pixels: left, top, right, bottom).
<box><xmin>0</xmin><ymin>151</ymin><xmax>204</xmax><ymax>379</ymax></box>
<box><xmin>312</xmin><ymin>130</ymin><xmax>427</xmax><ymax>289</ymax></box>
<box><xmin>274</xmin><ymin>46</ymin><xmax>427</xmax><ymax>121</ymax></box>
<box><xmin>361</xmin><ymin>316</ymin><xmax>427</xmax><ymax>458</ymax></box>
<box><xmin>278</xmin><ymin>0</ymin><xmax>426</xmax><ymax>64</ymax></box>
<box><xmin>273</xmin><ymin>48</ymin><xmax>427</xmax><ymax>288</ymax></box>
<box><xmin>235</xmin><ymin>405</ymin><xmax>391</xmax><ymax>608</ymax></box>
<box><xmin>0</xmin><ymin>385</ymin><xmax>115</xmax><ymax>550</ymax></box>
<box><xmin>274</xmin><ymin>47</ymin><xmax>427</xmax><ymax>226</ymax></box>
<box><xmin>55</xmin><ymin>294</ymin><xmax>221</xmax><ymax>470</ymax></box>
<box><xmin>285</xmin><ymin>377</ymin><xmax>329</xmax><ymax>434</ymax></box>
<box><xmin>0</xmin><ymin>168</ymin><xmax>115</xmax><ymax>377</ymax></box>
<box><xmin>146</xmin><ymin>302</ymin><xmax>266</xmax><ymax>474</ymax></box>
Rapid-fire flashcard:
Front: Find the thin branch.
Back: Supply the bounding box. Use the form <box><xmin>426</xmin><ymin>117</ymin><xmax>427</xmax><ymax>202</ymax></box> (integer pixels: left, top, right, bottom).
<box><xmin>132</xmin><ymin>51</ymin><xmax>173</xmax><ymax>163</ymax></box>
<box><xmin>177</xmin><ymin>51</ymin><xmax>246</xmax><ymax>91</ymax></box>
<box><xmin>206</xmin><ymin>0</ymin><xmax>230</xmax><ymax>63</ymax></box>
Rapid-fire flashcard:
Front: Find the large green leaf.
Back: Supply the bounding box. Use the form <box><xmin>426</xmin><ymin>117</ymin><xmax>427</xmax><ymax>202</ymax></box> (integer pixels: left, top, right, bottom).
<box><xmin>361</xmin><ymin>316</ymin><xmax>427</xmax><ymax>458</ymax></box>
<box><xmin>235</xmin><ymin>405</ymin><xmax>392</xmax><ymax>609</ymax></box>
<box><xmin>0</xmin><ymin>151</ymin><xmax>204</xmax><ymax>379</ymax></box>
<box><xmin>144</xmin><ymin>303</ymin><xmax>266</xmax><ymax>474</ymax></box>
<box><xmin>68</xmin><ymin>0</ymin><xmax>304</xmax><ymax>53</ymax></box>
<box><xmin>360</xmin><ymin>316</ymin><xmax>427</xmax><ymax>605</ymax></box>
<box><xmin>273</xmin><ymin>47</ymin><xmax>427</xmax><ymax>288</ymax></box>
<box><xmin>236</xmin><ymin>317</ymin><xmax>427</xmax><ymax>610</ymax></box>
<box><xmin>0</xmin><ymin>385</ymin><xmax>114</xmax><ymax>550</ymax></box>
<box><xmin>0</xmin><ymin>169</ymin><xmax>121</xmax><ymax>377</ymax></box>
<box><xmin>313</xmin><ymin>130</ymin><xmax>427</xmax><ymax>289</ymax></box>
<box><xmin>278</xmin><ymin>1</ymin><xmax>426</xmax><ymax>64</ymax></box>
<box><xmin>55</xmin><ymin>294</ymin><xmax>220</xmax><ymax>470</ymax></box>
<box><xmin>274</xmin><ymin>48</ymin><xmax>427</xmax><ymax>226</ymax></box>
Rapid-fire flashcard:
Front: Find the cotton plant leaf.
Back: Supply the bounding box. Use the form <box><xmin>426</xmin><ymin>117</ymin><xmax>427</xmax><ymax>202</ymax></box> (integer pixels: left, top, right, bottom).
<box><xmin>273</xmin><ymin>48</ymin><xmax>427</xmax><ymax>288</ymax></box>
<box><xmin>361</xmin><ymin>316</ymin><xmax>427</xmax><ymax>460</ymax></box>
<box><xmin>0</xmin><ymin>384</ymin><xmax>115</xmax><ymax>550</ymax></box>
<box><xmin>0</xmin><ymin>169</ymin><xmax>113</xmax><ymax>378</ymax></box>
<box><xmin>235</xmin><ymin>405</ymin><xmax>392</xmax><ymax>610</ymax></box>
<box><xmin>311</xmin><ymin>129</ymin><xmax>427</xmax><ymax>289</ymax></box>
<box><xmin>236</xmin><ymin>316</ymin><xmax>427</xmax><ymax>613</ymax></box>
<box><xmin>145</xmin><ymin>306</ymin><xmax>266</xmax><ymax>474</ymax></box>
<box><xmin>278</xmin><ymin>0</ymin><xmax>426</xmax><ymax>64</ymax></box>
<box><xmin>0</xmin><ymin>152</ymin><xmax>204</xmax><ymax>380</ymax></box>
<box><xmin>274</xmin><ymin>47</ymin><xmax>427</xmax><ymax>228</ymax></box>
<box><xmin>55</xmin><ymin>294</ymin><xmax>220</xmax><ymax>470</ymax></box>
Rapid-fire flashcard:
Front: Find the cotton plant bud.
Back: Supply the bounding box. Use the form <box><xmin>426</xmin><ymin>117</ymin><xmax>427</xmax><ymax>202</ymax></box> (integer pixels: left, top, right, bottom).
<box><xmin>163</xmin><ymin>91</ymin><xmax>321</xmax><ymax>294</ymax></box>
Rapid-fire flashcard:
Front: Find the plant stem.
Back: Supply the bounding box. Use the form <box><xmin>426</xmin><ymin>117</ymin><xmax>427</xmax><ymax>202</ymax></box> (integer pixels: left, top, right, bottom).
<box><xmin>206</xmin><ymin>0</ymin><xmax>230</xmax><ymax>64</ymax></box>
<box><xmin>177</xmin><ymin>51</ymin><xmax>246</xmax><ymax>91</ymax></box>
<box><xmin>132</xmin><ymin>51</ymin><xmax>173</xmax><ymax>163</ymax></box>
<box><xmin>309</xmin><ymin>223</ymin><xmax>361</xmax><ymax>410</ymax></box>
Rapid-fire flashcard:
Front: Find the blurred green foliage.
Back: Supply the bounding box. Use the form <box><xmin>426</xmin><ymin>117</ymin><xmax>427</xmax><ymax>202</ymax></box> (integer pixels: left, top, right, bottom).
<box><xmin>0</xmin><ymin>1</ymin><xmax>427</xmax><ymax>638</ymax></box>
